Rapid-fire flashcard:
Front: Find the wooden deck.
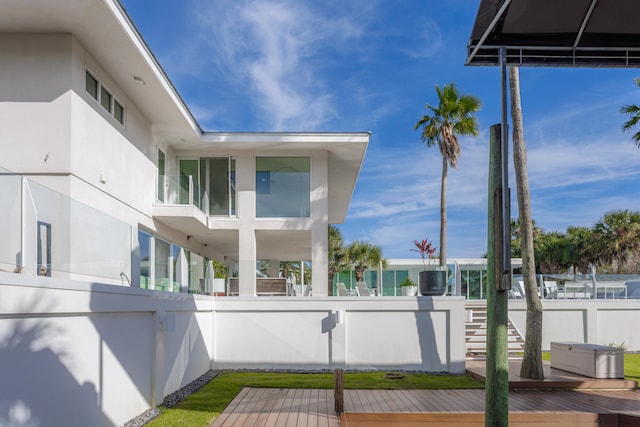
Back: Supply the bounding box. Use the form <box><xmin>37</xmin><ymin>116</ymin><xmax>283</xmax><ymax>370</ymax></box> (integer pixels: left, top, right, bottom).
<box><xmin>466</xmin><ymin>360</ymin><xmax>638</xmax><ymax>390</ymax></box>
<box><xmin>209</xmin><ymin>361</ymin><xmax>640</xmax><ymax>426</ymax></box>
<box><xmin>210</xmin><ymin>387</ymin><xmax>640</xmax><ymax>426</ymax></box>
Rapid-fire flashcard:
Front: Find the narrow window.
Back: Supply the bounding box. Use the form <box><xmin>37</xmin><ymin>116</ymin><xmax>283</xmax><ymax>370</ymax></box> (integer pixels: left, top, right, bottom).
<box><xmin>85</xmin><ymin>71</ymin><xmax>98</xmax><ymax>100</ymax></box>
<box><xmin>100</xmin><ymin>86</ymin><xmax>112</xmax><ymax>112</ymax></box>
<box><xmin>37</xmin><ymin>221</ymin><xmax>52</xmax><ymax>276</ymax></box>
<box><xmin>157</xmin><ymin>150</ymin><xmax>166</xmax><ymax>202</ymax></box>
<box><xmin>114</xmin><ymin>100</ymin><xmax>124</xmax><ymax>124</ymax></box>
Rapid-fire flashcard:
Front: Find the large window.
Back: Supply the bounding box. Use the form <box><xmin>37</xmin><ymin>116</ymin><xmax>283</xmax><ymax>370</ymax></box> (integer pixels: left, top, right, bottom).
<box><xmin>256</xmin><ymin>157</ymin><xmax>310</xmax><ymax>218</ymax></box>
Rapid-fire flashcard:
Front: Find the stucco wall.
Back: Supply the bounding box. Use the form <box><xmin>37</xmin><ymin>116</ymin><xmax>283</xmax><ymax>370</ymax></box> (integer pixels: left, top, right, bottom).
<box><xmin>509</xmin><ymin>299</ymin><xmax>640</xmax><ymax>351</ymax></box>
<box><xmin>213</xmin><ymin>297</ymin><xmax>467</xmax><ymax>373</ymax></box>
<box><xmin>0</xmin><ymin>273</ymin><xmax>214</xmax><ymax>427</ymax></box>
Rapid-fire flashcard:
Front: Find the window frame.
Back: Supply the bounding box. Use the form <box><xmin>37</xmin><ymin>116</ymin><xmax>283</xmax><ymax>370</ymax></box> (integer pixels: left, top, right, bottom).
<box><xmin>84</xmin><ymin>68</ymin><xmax>126</xmax><ymax>127</ymax></box>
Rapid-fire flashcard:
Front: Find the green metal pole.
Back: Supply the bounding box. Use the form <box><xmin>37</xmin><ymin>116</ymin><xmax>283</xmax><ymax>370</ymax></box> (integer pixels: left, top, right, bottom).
<box><xmin>486</xmin><ymin>124</ymin><xmax>510</xmax><ymax>426</ymax></box>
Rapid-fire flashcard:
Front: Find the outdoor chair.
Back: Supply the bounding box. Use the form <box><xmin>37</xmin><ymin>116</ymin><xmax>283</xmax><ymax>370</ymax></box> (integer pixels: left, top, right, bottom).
<box><xmin>356</xmin><ymin>281</ymin><xmax>371</xmax><ymax>296</ymax></box>
<box><xmin>543</xmin><ymin>281</ymin><xmax>558</xmax><ymax>299</ymax></box>
<box><xmin>336</xmin><ymin>282</ymin><xmax>349</xmax><ymax>296</ymax></box>
<box><xmin>509</xmin><ymin>281</ymin><xmax>525</xmax><ymax>299</ymax></box>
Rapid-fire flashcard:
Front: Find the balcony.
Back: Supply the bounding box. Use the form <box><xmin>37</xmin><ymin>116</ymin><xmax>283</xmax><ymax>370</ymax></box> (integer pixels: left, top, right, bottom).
<box><xmin>153</xmin><ymin>175</ymin><xmax>210</xmax><ymax>234</ymax></box>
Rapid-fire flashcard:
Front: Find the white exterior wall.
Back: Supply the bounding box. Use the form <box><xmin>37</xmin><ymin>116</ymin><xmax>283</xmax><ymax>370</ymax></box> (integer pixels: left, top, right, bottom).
<box><xmin>213</xmin><ymin>297</ymin><xmax>466</xmax><ymax>373</ymax></box>
<box><xmin>0</xmin><ymin>272</ymin><xmax>214</xmax><ymax>427</ymax></box>
<box><xmin>509</xmin><ymin>300</ymin><xmax>640</xmax><ymax>351</ymax></box>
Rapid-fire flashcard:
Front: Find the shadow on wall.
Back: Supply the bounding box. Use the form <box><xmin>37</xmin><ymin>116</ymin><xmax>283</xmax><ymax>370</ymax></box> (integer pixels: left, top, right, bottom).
<box><xmin>0</xmin><ymin>277</ymin><xmax>211</xmax><ymax>427</ymax></box>
<box><xmin>0</xmin><ymin>290</ymin><xmax>112</xmax><ymax>427</ymax></box>
<box><xmin>88</xmin><ymin>283</ymin><xmax>210</xmax><ymax>416</ymax></box>
<box><xmin>416</xmin><ymin>298</ymin><xmax>444</xmax><ymax>372</ymax></box>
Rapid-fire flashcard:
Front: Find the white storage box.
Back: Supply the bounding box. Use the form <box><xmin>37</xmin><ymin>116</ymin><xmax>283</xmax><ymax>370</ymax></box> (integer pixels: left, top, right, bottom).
<box><xmin>550</xmin><ymin>342</ymin><xmax>624</xmax><ymax>379</ymax></box>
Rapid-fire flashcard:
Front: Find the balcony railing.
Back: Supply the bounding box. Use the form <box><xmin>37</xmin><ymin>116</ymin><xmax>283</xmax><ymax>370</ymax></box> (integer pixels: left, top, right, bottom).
<box><xmin>158</xmin><ymin>175</ymin><xmax>210</xmax><ymax>216</ymax></box>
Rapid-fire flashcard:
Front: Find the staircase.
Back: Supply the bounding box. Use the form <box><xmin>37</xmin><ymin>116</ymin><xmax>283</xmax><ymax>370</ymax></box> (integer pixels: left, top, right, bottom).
<box><xmin>465</xmin><ymin>302</ymin><xmax>525</xmax><ymax>360</ymax></box>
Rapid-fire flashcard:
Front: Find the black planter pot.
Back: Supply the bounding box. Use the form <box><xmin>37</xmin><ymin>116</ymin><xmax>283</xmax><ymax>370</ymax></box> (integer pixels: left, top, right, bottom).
<box><xmin>419</xmin><ymin>270</ymin><xmax>447</xmax><ymax>296</ymax></box>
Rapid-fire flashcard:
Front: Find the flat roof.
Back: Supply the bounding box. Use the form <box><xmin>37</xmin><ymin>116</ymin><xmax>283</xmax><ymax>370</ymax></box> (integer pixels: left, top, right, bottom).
<box><xmin>467</xmin><ymin>0</ymin><xmax>640</xmax><ymax>67</ymax></box>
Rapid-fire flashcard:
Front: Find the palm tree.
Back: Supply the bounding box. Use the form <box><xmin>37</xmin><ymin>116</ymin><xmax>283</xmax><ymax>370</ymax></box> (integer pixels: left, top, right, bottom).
<box><xmin>621</xmin><ymin>78</ymin><xmax>640</xmax><ymax>147</ymax></box>
<box><xmin>591</xmin><ymin>209</ymin><xmax>640</xmax><ymax>273</ymax></box>
<box><xmin>509</xmin><ymin>66</ymin><xmax>543</xmax><ymax>380</ymax></box>
<box><xmin>344</xmin><ymin>241</ymin><xmax>386</xmax><ymax>283</ymax></box>
<box><xmin>328</xmin><ymin>225</ymin><xmax>347</xmax><ymax>295</ymax></box>
<box><xmin>414</xmin><ymin>83</ymin><xmax>481</xmax><ymax>267</ymax></box>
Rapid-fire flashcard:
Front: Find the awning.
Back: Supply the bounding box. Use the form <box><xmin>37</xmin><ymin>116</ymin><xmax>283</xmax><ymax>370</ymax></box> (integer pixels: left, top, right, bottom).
<box><xmin>467</xmin><ymin>0</ymin><xmax>640</xmax><ymax>67</ymax></box>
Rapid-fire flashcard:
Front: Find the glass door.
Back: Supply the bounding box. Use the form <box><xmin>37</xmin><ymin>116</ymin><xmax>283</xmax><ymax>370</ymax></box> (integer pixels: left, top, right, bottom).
<box><xmin>179</xmin><ymin>159</ymin><xmax>199</xmax><ymax>205</ymax></box>
<box><xmin>200</xmin><ymin>157</ymin><xmax>235</xmax><ymax>216</ymax></box>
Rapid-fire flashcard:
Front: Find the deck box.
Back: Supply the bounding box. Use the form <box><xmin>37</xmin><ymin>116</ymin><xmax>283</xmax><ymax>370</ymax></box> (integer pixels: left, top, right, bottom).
<box><xmin>550</xmin><ymin>342</ymin><xmax>624</xmax><ymax>379</ymax></box>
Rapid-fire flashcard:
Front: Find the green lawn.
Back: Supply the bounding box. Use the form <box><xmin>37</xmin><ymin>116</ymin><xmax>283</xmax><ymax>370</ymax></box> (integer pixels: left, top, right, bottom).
<box><xmin>146</xmin><ymin>371</ymin><xmax>483</xmax><ymax>427</ymax></box>
<box><xmin>147</xmin><ymin>354</ymin><xmax>640</xmax><ymax>427</ymax></box>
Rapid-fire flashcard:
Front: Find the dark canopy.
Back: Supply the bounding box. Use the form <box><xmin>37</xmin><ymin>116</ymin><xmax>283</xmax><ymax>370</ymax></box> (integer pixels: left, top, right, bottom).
<box><xmin>467</xmin><ymin>0</ymin><xmax>640</xmax><ymax>67</ymax></box>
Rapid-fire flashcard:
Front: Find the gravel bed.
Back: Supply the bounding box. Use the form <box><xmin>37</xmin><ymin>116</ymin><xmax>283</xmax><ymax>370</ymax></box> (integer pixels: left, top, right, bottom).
<box><xmin>122</xmin><ymin>370</ymin><xmax>219</xmax><ymax>427</ymax></box>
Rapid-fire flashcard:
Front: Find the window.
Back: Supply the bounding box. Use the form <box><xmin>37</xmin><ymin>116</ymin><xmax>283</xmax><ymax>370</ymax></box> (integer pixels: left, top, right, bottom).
<box><xmin>157</xmin><ymin>150</ymin><xmax>166</xmax><ymax>202</ymax></box>
<box><xmin>100</xmin><ymin>86</ymin><xmax>112</xmax><ymax>112</ymax></box>
<box><xmin>256</xmin><ymin>157</ymin><xmax>310</xmax><ymax>218</ymax></box>
<box><xmin>114</xmin><ymin>100</ymin><xmax>124</xmax><ymax>124</ymax></box>
<box><xmin>178</xmin><ymin>157</ymin><xmax>236</xmax><ymax>216</ymax></box>
<box><xmin>85</xmin><ymin>69</ymin><xmax>125</xmax><ymax>125</ymax></box>
<box><xmin>85</xmin><ymin>71</ymin><xmax>98</xmax><ymax>100</ymax></box>
<box><xmin>138</xmin><ymin>230</ymin><xmax>151</xmax><ymax>288</ymax></box>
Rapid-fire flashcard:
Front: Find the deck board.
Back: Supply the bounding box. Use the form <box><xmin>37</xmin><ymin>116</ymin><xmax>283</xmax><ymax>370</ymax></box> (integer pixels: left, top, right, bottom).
<box><xmin>210</xmin><ymin>387</ymin><xmax>640</xmax><ymax>426</ymax></box>
<box><xmin>209</xmin><ymin>360</ymin><xmax>640</xmax><ymax>427</ymax></box>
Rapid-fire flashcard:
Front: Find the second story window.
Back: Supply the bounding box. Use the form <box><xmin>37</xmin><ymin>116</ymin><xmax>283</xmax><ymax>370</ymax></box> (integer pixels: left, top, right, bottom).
<box><xmin>256</xmin><ymin>157</ymin><xmax>310</xmax><ymax>218</ymax></box>
<box><xmin>85</xmin><ymin>69</ymin><xmax>125</xmax><ymax>126</ymax></box>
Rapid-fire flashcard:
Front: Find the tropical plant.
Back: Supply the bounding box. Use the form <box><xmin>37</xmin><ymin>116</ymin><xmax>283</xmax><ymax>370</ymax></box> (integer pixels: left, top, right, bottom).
<box><xmin>211</xmin><ymin>259</ymin><xmax>227</xmax><ymax>279</ymax></box>
<box><xmin>621</xmin><ymin>78</ymin><xmax>640</xmax><ymax>147</ymax></box>
<box><xmin>399</xmin><ymin>277</ymin><xmax>417</xmax><ymax>287</ymax></box>
<box><xmin>591</xmin><ymin>209</ymin><xmax>640</xmax><ymax>273</ymax></box>
<box><xmin>410</xmin><ymin>238</ymin><xmax>437</xmax><ymax>271</ymax></box>
<box><xmin>414</xmin><ymin>83</ymin><xmax>481</xmax><ymax>267</ymax></box>
<box><xmin>344</xmin><ymin>240</ymin><xmax>386</xmax><ymax>283</ymax></box>
<box><xmin>328</xmin><ymin>225</ymin><xmax>347</xmax><ymax>295</ymax></box>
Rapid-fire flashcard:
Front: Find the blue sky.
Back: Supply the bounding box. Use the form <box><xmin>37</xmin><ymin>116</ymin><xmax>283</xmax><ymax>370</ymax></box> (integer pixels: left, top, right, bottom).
<box><xmin>122</xmin><ymin>0</ymin><xmax>640</xmax><ymax>260</ymax></box>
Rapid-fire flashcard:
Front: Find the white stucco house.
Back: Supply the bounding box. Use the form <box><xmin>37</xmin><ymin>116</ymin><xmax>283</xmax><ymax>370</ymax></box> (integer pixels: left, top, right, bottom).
<box><xmin>0</xmin><ymin>0</ymin><xmax>369</xmax><ymax>297</ymax></box>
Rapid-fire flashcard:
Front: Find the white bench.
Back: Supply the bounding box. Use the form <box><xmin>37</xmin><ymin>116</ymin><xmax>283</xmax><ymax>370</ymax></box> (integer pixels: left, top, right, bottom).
<box><xmin>550</xmin><ymin>342</ymin><xmax>624</xmax><ymax>379</ymax></box>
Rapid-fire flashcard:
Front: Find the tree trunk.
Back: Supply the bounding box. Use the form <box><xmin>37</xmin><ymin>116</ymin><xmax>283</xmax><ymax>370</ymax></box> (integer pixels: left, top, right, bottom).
<box><xmin>328</xmin><ymin>271</ymin><xmax>334</xmax><ymax>296</ymax></box>
<box><xmin>439</xmin><ymin>155</ymin><xmax>448</xmax><ymax>267</ymax></box>
<box><xmin>509</xmin><ymin>66</ymin><xmax>544</xmax><ymax>379</ymax></box>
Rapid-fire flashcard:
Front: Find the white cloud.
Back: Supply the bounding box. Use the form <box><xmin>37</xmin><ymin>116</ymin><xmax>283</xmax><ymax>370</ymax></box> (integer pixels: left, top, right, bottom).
<box><xmin>189</xmin><ymin>0</ymin><xmax>370</xmax><ymax>131</ymax></box>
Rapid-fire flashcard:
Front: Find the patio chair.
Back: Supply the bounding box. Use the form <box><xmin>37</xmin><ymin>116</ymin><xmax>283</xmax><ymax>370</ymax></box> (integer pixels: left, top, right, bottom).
<box><xmin>356</xmin><ymin>281</ymin><xmax>370</xmax><ymax>296</ymax></box>
<box><xmin>543</xmin><ymin>281</ymin><xmax>558</xmax><ymax>299</ymax></box>
<box><xmin>509</xmin><ymin>281</ymin><xmax>525</xmax><ymax>299</ymax></box>
<box><xmin>336</xmin><ymin>282</ymin><xmax>349</xmax><ymax>296</ymax></box>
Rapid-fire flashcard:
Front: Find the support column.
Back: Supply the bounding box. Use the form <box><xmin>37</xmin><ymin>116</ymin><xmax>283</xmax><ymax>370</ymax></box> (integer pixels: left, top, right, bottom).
<box><xmin>236</xmin><ymin>153</ymin><xmax>257</xmax><ymax>296</ymax></box>
<box><xmin>311</xmin><ymin>151</ymin><xmax>329</xmax><ymax>296</ymax></box>
<box><xmin>269</xmin><ymin>260</ymin><xmax>281</xmax><ymax>278</ymax></box>
<box><xmin>486</xmin><ymin>124</ymin><xmax>509</xmax><ymax>427</ymax></box>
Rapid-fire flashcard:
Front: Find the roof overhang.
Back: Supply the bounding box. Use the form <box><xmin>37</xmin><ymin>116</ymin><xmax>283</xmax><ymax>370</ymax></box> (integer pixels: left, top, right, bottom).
<box><xmin>0</xmin><ymin>0</ymin><xmax>202</xmax><ymax>140</ymax></box>
<box><xmin>197</xmin><ymin>132</ymin><xmax>370</xmax><ymax>224</ymax></box>
<box><xmin>467</xmin><ymin>0</ymin><xmax>640</xmax><ymax>67</ymax></box>
<box><xmin>2</xmin><ymin>0</ymin><xmax>370</xmax><ymax>224</ymax></box>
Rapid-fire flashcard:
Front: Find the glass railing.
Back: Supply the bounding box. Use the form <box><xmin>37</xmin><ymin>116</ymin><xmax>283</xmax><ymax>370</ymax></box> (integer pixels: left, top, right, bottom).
<box><xmin>157</xmin><ymin>175</ymin><xmax>210</xmax><ymax>215</ymax></box>
<box><xmin>0</xmin><ymin>166</ymin><xmax>218</xmax><ymax>293</ymax></box>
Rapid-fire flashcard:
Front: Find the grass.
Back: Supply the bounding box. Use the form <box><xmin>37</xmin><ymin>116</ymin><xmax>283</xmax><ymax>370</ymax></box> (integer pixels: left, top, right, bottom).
<box><xmin>147</xmin><ymin>354</ymin><xmax>640</xmax><ymax>427</ymax></box>
<box><xmin>146</xmin><ymin>371</ymin><xmax>484</xmax><ymax>427</ymax></box>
